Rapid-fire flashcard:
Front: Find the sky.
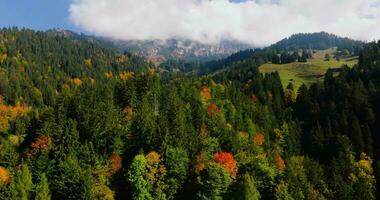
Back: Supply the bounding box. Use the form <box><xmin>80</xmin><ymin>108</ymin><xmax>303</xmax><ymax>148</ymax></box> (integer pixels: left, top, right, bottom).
<box><xmin>1</xmin><ymin>0</ymin><xmax>380</xmax><ymax>46</ymax></box>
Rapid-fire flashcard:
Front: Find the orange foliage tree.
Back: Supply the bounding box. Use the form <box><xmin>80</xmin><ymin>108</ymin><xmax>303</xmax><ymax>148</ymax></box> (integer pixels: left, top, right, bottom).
<box><xmin>254</xmin><ymin>132</ymin><xmax>265</xmax><ymax>146</ymax></box>
<box><xmin>29</xmin><ymin>136</ymin><xmax>51</xmax><ymax>156</ymax></box>
<box><xmin>108</xmin><ymin>153</ymin><xmax>123</xmax><ymax>176</ymax></box>
<box><xmin>200</xmin><ymin>85</ymin><xmax>212</xmax><ymax>102</ymax></box>
<box><xmin>72</xmin><ymin>78</ymin><xmax>83</xmax><ymax>86</ymax></box>
<box><xmin>0</xmin><ymin>166</ymin><xmax>11</xmax><ymax>185</ymax></box>
<box><xmin>275</xmin><ymin>155</ymin><xmax>286</xmax><ymax>171</ymax></box>
<box><xmin>207</xmin><ymin>103</ymin><xmax>220</xmax><ymax>116</ymax></box>
<box><xmin>213</xmin><ymin>152</ymin><xmax>238</xmax><ymax>177</ymax></box>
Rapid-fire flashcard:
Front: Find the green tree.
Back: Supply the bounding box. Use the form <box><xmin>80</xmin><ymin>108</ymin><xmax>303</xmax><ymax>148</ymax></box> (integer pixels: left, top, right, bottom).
<box><xmin>35</xmin><ymin>173</ymin><xmax>51</xmax><ymax>200</ymax></box>
<box><xmin>11</xmin><ymin>164</ymin><xmax>33</xmax><ymax>200</ymax></box>
<box><xmin>165</xmin><ymin>147</ymin><xmax>190</xmax><ymax>199</ymax></box>
<box><xmin>127</xmin><ymin>154</ymin><xmax>152</xmax><ymax>200</ymax></box>
<box><xmin>239</xmin><ymin>173</ymin><xmax>260</xmax><ymax>200</ymax></box>
<box><xmin>196</xmin><ymin>163</ymin><xmax>232</xmax><ymax>200</ymax></box>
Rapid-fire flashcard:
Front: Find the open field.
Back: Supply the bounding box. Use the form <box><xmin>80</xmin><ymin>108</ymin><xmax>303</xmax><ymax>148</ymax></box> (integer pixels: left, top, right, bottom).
<box><xmin>259</xmin><ymin>48</ymin><xmax>358</xmax><ymax>90</ymax></box>
<box><xmin>259</xmin><ymin>58</ymin><xmax>357</xmax><ymax>90</ymax></box>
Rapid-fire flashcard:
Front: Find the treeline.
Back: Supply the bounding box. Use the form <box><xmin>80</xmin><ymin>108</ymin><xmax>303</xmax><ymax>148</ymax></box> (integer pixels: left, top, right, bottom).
<box><xmin>0</xmin><ymin>29</ymin><xmax>377</xmax><ymax>200</ymax></box>
<box><xmin>0</xmin><ymin>28</ymin><xmax>152</xmax><ymax>106</ymax></box>
<box><xmin>162</xmin><ymin>32</ymin><xmax>363</xmax><ymax>74</ymax></box>
<box><xmin>293</xmin><ymin>41</ymin><xmax>380</xmax><ymax>198</ymax></box>
<box><xmin>270</xmin><ymin>32</ymin><xmax>364</xmax><ymax>53</ymax></box>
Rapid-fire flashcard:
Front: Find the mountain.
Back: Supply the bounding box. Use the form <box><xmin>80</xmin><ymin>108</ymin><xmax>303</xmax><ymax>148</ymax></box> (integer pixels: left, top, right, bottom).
<box><xmin>47</xmin><ymin>29</ymin><xmax>253</xmax><ymax>63</ymax></box>
<box><xmin>100</xmin><ymin>38</ymin><xmax>254</xmax><ymax>62</ymax></box>
<box><xmin>270</xmin><ymin>32</ymin><xmax>365</xmax><ymax>51</ymax></box>
<box><xmin>1</xmin><ymin>28</ymin><xmax>380</xmax><ymax>200</ymax></box>
<box><xmin>199</xmin><ymin>32</ymin><xmax>365</xmax><ymax>74</ymax></box>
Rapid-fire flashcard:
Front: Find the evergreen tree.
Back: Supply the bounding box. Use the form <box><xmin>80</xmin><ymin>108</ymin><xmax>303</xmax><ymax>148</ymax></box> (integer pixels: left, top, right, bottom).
<box><xmin>11</xmin><ymin>164</ymin><xmax>33</xmax><ymax>200</ymax></box>
<box><xmin>35</xmin><ymin>173</ymin><xmax>51</xmax><ymax>200</ymax></box>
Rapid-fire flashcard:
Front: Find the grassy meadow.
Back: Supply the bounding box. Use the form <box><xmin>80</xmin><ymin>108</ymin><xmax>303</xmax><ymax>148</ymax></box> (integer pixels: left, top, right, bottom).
<box><xmin>259</xmin><ymin>48</ymin><xmax>358</xmax><ymax>90</ymax></box>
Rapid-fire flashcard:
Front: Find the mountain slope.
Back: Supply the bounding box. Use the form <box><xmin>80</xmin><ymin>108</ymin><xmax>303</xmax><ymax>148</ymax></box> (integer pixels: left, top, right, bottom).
<box><xmin>201</xmin><ymin>32</ymin><xmax>364</xmax><ymax>75</ymax></box>
<box><xmin>270</xmin><ymin>32</ymin><xmax>365</xmax><ymax>52</ymax></box>
<box><xmin>101</xmin><ymin>38</ymin><xmax>254</xmax><ymax>62</ymax></box>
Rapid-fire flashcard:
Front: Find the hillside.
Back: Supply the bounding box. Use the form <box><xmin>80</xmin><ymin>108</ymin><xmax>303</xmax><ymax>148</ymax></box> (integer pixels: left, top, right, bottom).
<box><xmin>270</xmin><ymin>32</ymin><xmax>365</xmax><ymax>52</ymax></box>
<box><xmin>259</xmin><ymin>48</ymin><xmax>358</xmax><ymax>89</ymax></box>
<box><xmin>0</xmin><ymin>28</ymin><xmax>151</xmax><ymax>106</ymax></box>
<box><xmin>48</xmin><ymin>29</ymin><xmax>253</xmax><ymax>63</ymax></box>
<box><xmin>104</xmin><ymin>38</ymin><xmax>253</xmax><ymax>62</ymax></box>
<box><xmin>0</xmin><ymin>28</ymin><xmax>379</xmax><ymax>200</ymax></box>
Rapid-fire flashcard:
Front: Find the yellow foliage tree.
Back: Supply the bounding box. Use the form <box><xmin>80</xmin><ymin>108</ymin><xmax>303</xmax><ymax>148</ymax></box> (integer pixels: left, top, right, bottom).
<box><xmin>0</xmin><ymin>166</ymin><xmax>11</xmax><ymax>185</ymax></box>
<box><xmin>119</xmin><ymin>71</ymin><xmax>134</xmax><ymax>81</ymax></box>
<box><xmin>84</xmin><ymin>58</ymin><xmax>92</xmax><ymax>67</ymax></box>
<box><xmin>0</xmin><ymin>101</ymin><xmax>30</xmax><ymax>133</ymax></box>
<box><xmin>105</xmin><ymin>71</ymin><xmax>113</xmax><ymax>78</ymax></box>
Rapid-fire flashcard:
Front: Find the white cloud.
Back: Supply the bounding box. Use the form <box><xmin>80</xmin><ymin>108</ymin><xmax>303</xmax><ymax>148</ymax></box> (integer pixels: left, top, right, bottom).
<box><xmin>69</xmin><ymin>0</ymin><xmax>380</xmax><ymax>46</ymax></box>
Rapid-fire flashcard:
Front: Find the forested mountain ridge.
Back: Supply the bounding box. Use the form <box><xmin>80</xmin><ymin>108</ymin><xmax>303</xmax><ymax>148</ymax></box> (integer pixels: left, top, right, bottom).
<box><xmin>47</xmin><ymin>29</ymin><xmax>254</xmax><ymax>62</ymax></box>
<box><xmin>0</xmin><ymin>28</ymin><xmax>378</xmax><ymax>200</ymax></box>
<box><xmin>198</xmin><ymin>32</ymin><xmax>364</xmax><ymax>75</ymax></box>
<box><xmin>0</xmin><ymin>28</ymin><xmax>152</xmax><ymax>106</ymax></box>
<box><xmin>270</xmin><ymin>32</ymin><xmax>365</xmax><ymax>52</ymax></box>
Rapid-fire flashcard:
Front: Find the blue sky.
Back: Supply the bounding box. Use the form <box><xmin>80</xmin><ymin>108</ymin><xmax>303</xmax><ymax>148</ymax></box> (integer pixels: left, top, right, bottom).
<box><xmin>0</xmin><ymin>0</ymin><xmax>80</xmax><ymax>31</ymax></box>
<box><xmin>0</xmin><ymin>0</ymin><xmax>246</xmax><ymax>33</ymax></box>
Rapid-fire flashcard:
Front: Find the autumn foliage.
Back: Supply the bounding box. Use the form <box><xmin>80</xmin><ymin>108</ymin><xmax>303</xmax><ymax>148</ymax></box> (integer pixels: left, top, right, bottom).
<box><xmin>254</xmin><ymin>132</ymin><xmax>265</xmax><ymax>146</ymax></box>
<box><xmin>213</xmin><ymin>152</ymin><xmax>238</xmax><ymax>177</ymax></box>
<box><xmin>275</xmin><ymin>155</ymin><xmax>286</xmax><ymax>171</ymax></box>
<box><xmin>119</xmin><ymin>71</ymin><xmax>134</xmax><ymax>81</ymax></box>
<box><xmin>195</xmin><ymin>151</ymin><xmax>208</xmax><ymax>173</ymax></box>
<box><xmin>72</xmin><ymin>78</ymin><xmax>83</xmax><ymax>86</ymax></box>
<box><xmin>123</xmin><ymin>106</ymin><xmax>134</xmax><ymax>122</ymax></box>
<box><xmin>0</xmin><ymin>100</ymin><xmax>30</xmax><ymax>133</ymax></box>
<box><xmin>29</xmin><ymin>136</ymin><xmax>51</xmax><ymax>156</ymax></box>
<box><xmin>109</xmin><ymin>153</ymin><xmax>122</xmax><ymax>175</ymax></box>
<box><xmin>200</xmin><ymin>85</ymin><xmax>212</xmax><ymax>102</ymax></box>
<box><xmin>105</xmin><ymin>71</ymin><xmax>113</xmax><ymax>78</ymax></box>
<box><xmin>96</xmin><ymin>185</ymin><xmax>115</xmax><ymax>200</ymax></box>
<box><xmin>200</xmin><ymin>125</ymin><xmax>208</xmax><ymax>139</ymax></box>
<box><xmin>145</xmin><ymin>151</ymin><xmax>167</xmax><ymax>184</ymax></box>
<box><xmin>250</xmin><ymin>94</ymin><xmax>259</xmax><ymax>103</ymax></box>
<box><xmin>207</xmin><ymin>103</ymin><xmax>220</xmax><ymax>116</ymax></box>
<box><xmin>0</xmin><ymin>166</ymin><xmax>11</xmax><ymax>185</ymax></box>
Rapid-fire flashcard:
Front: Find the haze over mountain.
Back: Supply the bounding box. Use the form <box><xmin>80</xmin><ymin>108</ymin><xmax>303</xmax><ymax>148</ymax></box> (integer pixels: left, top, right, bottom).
<box><xmin>69</xmin><ymin>0</ymin><xmax>380</xmax><ymax>46</ymax></box>
<box><xmin>47</xmin><ymin>29</ymin><xmax>253</xmax><ymax>62</ymax></box>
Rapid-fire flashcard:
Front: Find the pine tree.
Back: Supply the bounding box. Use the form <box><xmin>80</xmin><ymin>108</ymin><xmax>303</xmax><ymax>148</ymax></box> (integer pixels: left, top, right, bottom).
<box><xmin>11</xmin><ymin>164</ymin><xmax>33</xmax><ymax>200</ymax></box>
<box><xmin>240</xmin><ymin>173</ymin><xmax>260</xmax><ymax>200</ymax></box>
<box><xmin>35</xmin><ymin>173</ymin><xmax>51</xmax><ymax>200</ymax></box>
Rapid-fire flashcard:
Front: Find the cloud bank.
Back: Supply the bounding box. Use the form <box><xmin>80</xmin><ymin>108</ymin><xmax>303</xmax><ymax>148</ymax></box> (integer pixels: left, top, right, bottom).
<box><xmin>69</xmin><ymin>0</ymin><xmax>380</xmax><ymax>46</ymax></box>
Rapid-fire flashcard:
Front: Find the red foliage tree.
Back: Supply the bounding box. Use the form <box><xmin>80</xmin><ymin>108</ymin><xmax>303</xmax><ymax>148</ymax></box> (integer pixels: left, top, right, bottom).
<box><xmin>109</xmin><ymin>153</ymin><xmax>123</xmax><ymax>175</ymax></box>
<box><xmin>250</xmin><ymin>94</ymin><xmax>258</xmax><ymax>104</ymax></box>
<box><xmin>30</xmin><ymin>136</ymin><xmax>51</xmax><ymax>153</ymax></box>
<box><xmin>275</xmin><ymin>155</ymin><xmax>286</xmax><ymax>171</ymax></box>
<box><xmin>207</xmin><ymin>103</ymin><xmax>220</xmax><ymax>116</ymax></box>
<box><xmin>213</xmin><ymin>152</ymin><xmax>238</xmax><ymax>177</ymax></box>
<box><xmin>25</xmin><ymin>136</ymin><xmax>51</xmax><ymax>157</ymax></box>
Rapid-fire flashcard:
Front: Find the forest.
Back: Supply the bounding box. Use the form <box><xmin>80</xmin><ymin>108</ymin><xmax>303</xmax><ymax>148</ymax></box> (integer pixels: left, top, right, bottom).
<box><xmin>0</xmin><ymin>28</ymin><xmax>379</xmax><ymax>200</ymax></box>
